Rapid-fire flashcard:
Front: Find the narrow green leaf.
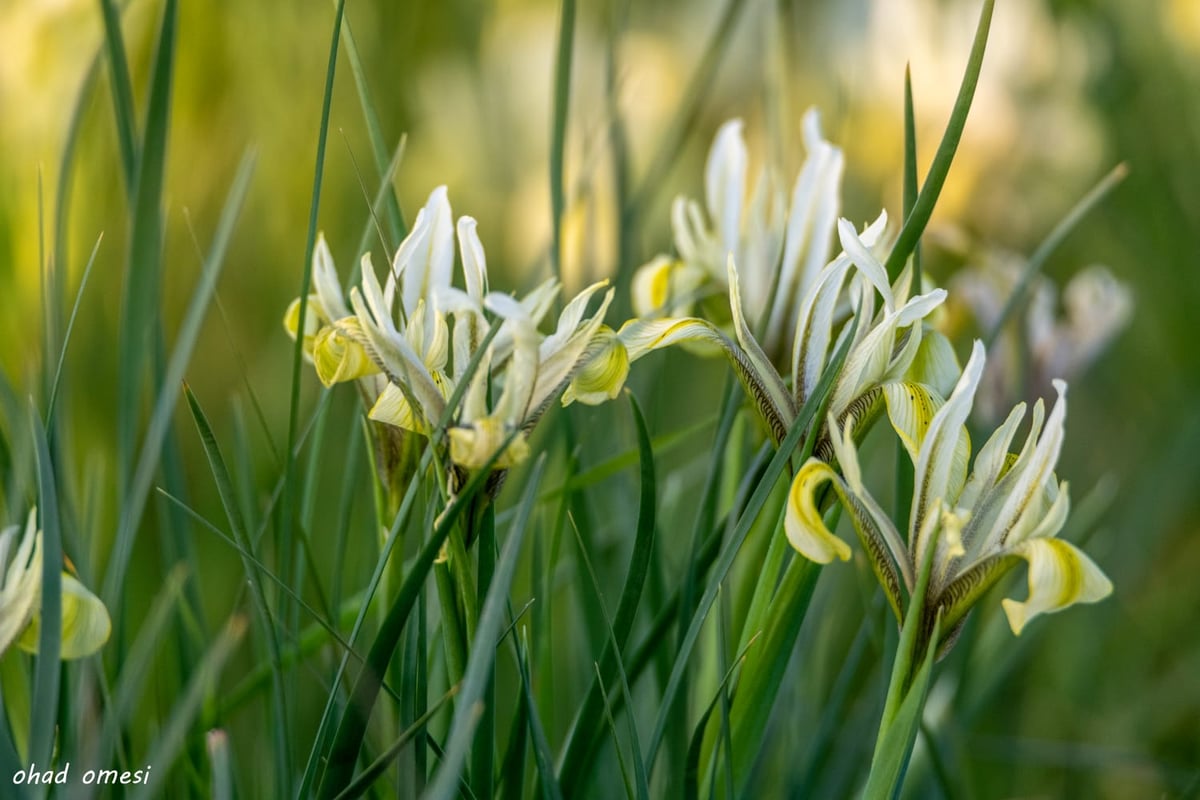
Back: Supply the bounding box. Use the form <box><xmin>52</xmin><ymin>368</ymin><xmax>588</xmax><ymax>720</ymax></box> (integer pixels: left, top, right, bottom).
<box><xmin>474</xmin><ymin>503</ymin><xmax>498</xmax><ymax>800</ymax></box>
<box><xmin>721</xmin><ymin>553</ymin><xmax>820</xmax><ymax>795</ymax></box>
<box><xmin>643</xmin><ymin>321</ymin><xmax>855</xmax><ymax>775</ymax></box>
<box><xmin>333</xmin><ymin>686</ymin><xmax>459</xmax><ymax>800</ymax></box>
<box><xmin>862</xmin><ymin>616</ymin><xmax>941</xmax><ymax>800</ymax></box>
<box><xmin>184</xmin><ymin>381</ymin><xmax>292</xmax><ymax>790</ymax></box>
<box><xmin>46</xmin><ymin>232</ymin><xmax>101</xmax><ymax>429</ymax></box>
<box><xmin>339</xmin><ymin>11</ymin><xmax>407</xmax><ymax>244</ymax></box>
<box><xmin>97</xmin><ymin>0</ymin><xmax>138</xmax><ymax>191</ymax></box>
<box><xmin>426</xmin><ymin>460</ymin><xmax>546</xmax><ymax>800</ymax></box>
<box><xmin>683</xmin><ymin>632</ymin><xmax>761</xmax><ymax>800</ymax></box>
<box><xmin>568</xmin><ymin>510</ymin><xmax>652</xmax><ymax>800</ymax></box>
<box><xmin>156</xmin><ymin>489</ymin><xmax>373</xmax><ymax>677</ymax></box>
<box><xmin>497</xmin><ymin>664</ymin><xmax>529</xmax><ymax>800</ymax></box>
<box><xmin>592</xmin><ymin>665</ymin><xmax>637</xmax><ymax>800</ymax></box>
<box><xmin>317</xmin><ymin>432</ymin><xmax>524</xmax><ymax>798</ymax></box>
<box><xmin>883</xmin><ymin>0</ymin><xmax>995</xmax><ymax>278</ymax></box>
<box><xmin>96</xmin><ymin>565</ymin><xmax>189</xmax><ymax>768</ymax></box>
<box><xmin>115</xmin><ymin>0</ymin><xmax>177</xmax><ymax>494</ymax></box>
<box><xmin>128</xmin><ymin>614</ymin><xmax>247</xmax><ymax>800</ymax></box>
<box><xmin>985</xmin><ymin>162</ymin><xmax>1128</xmax><ymax>348</ymax></box>
<box><xmin>902</xmin><ymin>65</ymin><xmax>921</xmax><ymax>287</ymax></box>
<box><xmin>104</xmin><ymin>152</ymin><xmax>255</xmax><ymax>605</ymax></box>
<box><xmin>556</xmin><ymin>392</ymin><xmax>658</xmax><ymax>793</ymax></box>
<box><xmin>516</xmin><ymin>629</ymin><xmax>564</xmax><ymax>800</ymax></box>
<box><xmin>298</xmin><ymin>324</ymin><xmax>503</xmax><ymax>799</ymax></box>
<box><xmin>549</xmin><ymin>0</ymin><xmax>577</xmax><ymax>283</ymax></box>
<box><xmin>29</xmin><ymin>406</ymin><xmax>62</xmax><ymax>770</ymax></box>
<box><xmin>282</xmin><ymin>9</ymin><xmax>346</xmax><ymax>735</ymax></box>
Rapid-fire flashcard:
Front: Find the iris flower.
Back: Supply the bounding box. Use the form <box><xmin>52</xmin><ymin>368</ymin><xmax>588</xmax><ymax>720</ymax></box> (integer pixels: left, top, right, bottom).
<box><xmin>290</xmin><ymin>187</ymin><xmax>617</xmax><ymax>473</ymax></box>
<box><xmin>1</xmin><ymin>508</ymin><xmax>110</xmax><ymax>660</ymax></box>
<box><xmin>631</xmin><ymin>109</ymin><xmax>844</xmax><ymax>360</ymax></box>
<box><xmin>614</xmin><ymin>213</ymin><xmax>955</xmax><ymax>450</ymax></box>
<box><xmin>785</xmin><ymin>341</ymin><xmax>1112</xmax><ymax>648</ymax></box>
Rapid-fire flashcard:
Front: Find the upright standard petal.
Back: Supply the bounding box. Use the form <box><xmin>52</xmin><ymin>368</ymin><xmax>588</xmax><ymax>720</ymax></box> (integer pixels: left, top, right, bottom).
<box><xmin>912</xmin><ymin>341</ymin><xmax>984</xmax><ymax>561</ymax></box>
<box><xmin>705</xmin><ymin>119</ymin><xmax>748</xmax><ymax>259</ymax></box>
<box><xmin>769</xmin><ymin>109</ymin><xmax>844</xmax><ymax>352</ymax></box>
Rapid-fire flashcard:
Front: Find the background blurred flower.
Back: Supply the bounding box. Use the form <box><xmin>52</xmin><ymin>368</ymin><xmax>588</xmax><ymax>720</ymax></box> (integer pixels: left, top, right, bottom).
<box><xmin>945</xmin><ymin>250</ymin><xmax>1132</xmax><ymax>423</ymax></box>
<box><xmin>0</xmin><ymin>508</ymin><xmax>110</xmax><ymax>660</ymax></box>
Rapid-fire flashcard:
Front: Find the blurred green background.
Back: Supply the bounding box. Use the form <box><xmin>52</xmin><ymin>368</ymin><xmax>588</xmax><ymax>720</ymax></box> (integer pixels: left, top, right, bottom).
<box><xmin>1</xmin><ymin>0</ymin><xmax>1198</xmax><ymax>796</ymax></box>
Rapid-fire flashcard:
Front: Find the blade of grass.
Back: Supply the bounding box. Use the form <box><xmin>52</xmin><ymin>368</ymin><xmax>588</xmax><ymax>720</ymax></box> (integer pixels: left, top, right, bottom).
<box><xmin>316</xmin><ymin>431</ymin><xmax>524</xmax><ymax>797</ymax></box>
<box><xmin>339</xmin><ymin>13</ymin><xmax>407</xmax><ymax>244</ymax></box>
<box><xmin>593</xmin><ymin>665</ymin><xmax>637</xmax><ymax>800</ymax></box>
<box><xmin>864</xmin><ymin>492</ymin><xmax>945</xmax><ymax>800</ymax></box>
<box><xmin>281</xmin><ymin>8</ymin><xmax>347</xmax><ymax>746</ymax></box>
<box><xmin>29</xmin><ymin>405</ymin><xmax>63</xmax><ymax>770</ymax></box>
<box><xmin>985</xmin><ymin>163</ymin><xmax>1129</xmax><ymax>348</ymax></box>
<box><xmin>642</xmin><ymin>321</ymin><xmax>854</xmax><ymax>776</ymax></box>
<box><xmin>515</xmin><ymin>628</ymin><xmax>563</xmax><ymax>800</ymax></box>
<box><xmin>901</xmin><ymin>65</ymin><xmax>921</xmax><ymax>287</ymax></box>
<box><xmin>473</xmin><ymin>500</ymin><xmax>498</xmax><ymax>800</ymax></box>
<box><xmin>719</xmin><ymin>552</ymin><xmax>821</xmax><ymax>795</ymax></box>
<box><xmin>568</xmin><ymin>515</ymin><xmax>652</xmax><ymax>800</ymax></box>
<box><xmin>882</xmin><ymin>0</ymin><xmax>995</xmax><ymax>279</ymax></box>
<box><xmin>862</xmin><ymin>616</ymin><xmax>940</xmax><ymax>800</ymax></box>
<box><xmin>426</xmin><ymin>459</ymin><xmax>547</xmax><ymax>800</ymax></box>
<box><xmin>567</xmin><ymin>443</ymin><xmax>774</xmax><ymax>781</ymax></box>
<box><xmin>157</xmin><ymin>488</ymin><xmax>374</xmax><ymax>682</ymax></box>
<box><xmin>95</xmin><ymin>566</ymin><xmax>188</xmax><ymax>765</ymax></box>
<box><xmin>284</xmin><ymin>0</ymin><xmax>347</xmax><ymax>574</ymax></box>
<box><xmin>297</xmin><ymin>323</ymin><xmax>503</xmax><ymax>798</ymax></box>
<box><xmin>128</xmin><ymin>614</ymin><xmax>247</xmax><ymax>800</ymax></box>
<box><xmin>97</xmin><ymin>0</ymin><xmax>138</xmax><ymax>190</ymax></box>
<box><xmin>683</xmin><ymin>631</ymin><xmax>761</xmax><ymax>800</ymax></box>
<box><xmin>557</xmin><ymin>392</ymin><xmax>657</xmax><ymax>793</ymax></box>
<box><xmin>549</xmin><ymin>0</ymin><xmax>577</xmax><ymax>284</ymax></box>
<box><xmin>894</xmin><ymin>66</ymin><xmax>919</xmax><ymax>600</ymax></box>
<box><xmin>184</xmin><ymin>380</ymin><xmax>292</xmax><ymax>790</ymax></box>
<box><xmin>333</xmin><ymin>686</ymin><xmax>459</xmax><ymax>800</ymax></box>
<box><xmin>115</xmin><ymin>0</ymin><xmax>176</xmax><ymax>499</ymax></box>
<box><xmin>45</xmin><ymin>233</ymin><xmax>102</xmax><ymax>428</ymax></box>
<box><xmin>104</xmin><ymin>152</ymin><xmax>255</xmax><ymax>604</ymax></box>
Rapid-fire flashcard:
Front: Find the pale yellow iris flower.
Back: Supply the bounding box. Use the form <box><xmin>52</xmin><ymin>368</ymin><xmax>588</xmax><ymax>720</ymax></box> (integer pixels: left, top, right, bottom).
<box><xmin>631</xmin><ymin>109</ymin><xmax>844</xmax><ymax>359</ymax></box>
<box><xmin>1</xmin><ymin>508</ymin><xmax>110</xmax><ymax>660</ymax></box>
<box><xmin>286</xmin><ymin>187</ymin><xmax>617</xmax><ymax>473</ymax></box>
<box><xmin>612</xmin><ymin>212</ymin><xmax>954</xmax><ymax>449</ymax></box>
<box><xmin>785</xmin><ymin>341</ymin><xmax>1112</xmax><ymax>646</ymax></box>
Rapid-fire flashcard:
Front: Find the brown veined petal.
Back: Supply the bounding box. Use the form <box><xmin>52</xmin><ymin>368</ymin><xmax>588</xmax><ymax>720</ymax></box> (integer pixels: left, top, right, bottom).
<box><xmin>882</xmin><ymin>381</ymin><xmax>946</xmax><ymax>463</ymax></box>
<box><xmin>785</xmin><ymin>457</ymin><xmax>907</xmax><ymax>621</ymax></box>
